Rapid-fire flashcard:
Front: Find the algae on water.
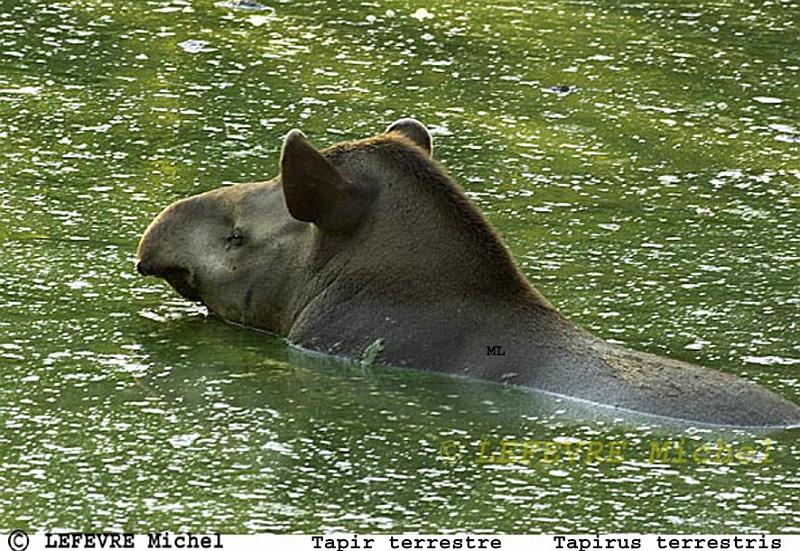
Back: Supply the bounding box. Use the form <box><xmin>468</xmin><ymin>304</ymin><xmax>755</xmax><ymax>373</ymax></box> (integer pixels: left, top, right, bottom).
<box><xmin>360</xmin><ymin>338</ymin><xmax>384</xmax><ymax>369</ymax></box>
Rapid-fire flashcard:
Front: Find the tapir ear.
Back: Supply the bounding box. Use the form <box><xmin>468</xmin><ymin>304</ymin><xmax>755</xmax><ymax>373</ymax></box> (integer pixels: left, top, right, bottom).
<box><xmin>280</xmin><ymin>129</ymin><xmax>373</xmax><ymax>234</ymax></box>
<box><xmin>385</xmin><ymin>118</ymin><xmax>432</xmax><ymax>155</ymax></box>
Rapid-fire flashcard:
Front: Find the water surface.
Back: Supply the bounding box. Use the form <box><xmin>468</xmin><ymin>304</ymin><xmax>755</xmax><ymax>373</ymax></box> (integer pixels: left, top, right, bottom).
<box><xmin>1</xmin><ymin>0</ymin><xmax>799</xmax><ymax>533</ymax></box>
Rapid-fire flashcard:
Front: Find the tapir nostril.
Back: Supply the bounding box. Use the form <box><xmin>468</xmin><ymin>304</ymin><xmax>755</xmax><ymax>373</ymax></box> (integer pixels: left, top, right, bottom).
<box><xmin>135</xmin><ymin>259</ymin><xmax>200</xmax><ymax>301</ymax></box>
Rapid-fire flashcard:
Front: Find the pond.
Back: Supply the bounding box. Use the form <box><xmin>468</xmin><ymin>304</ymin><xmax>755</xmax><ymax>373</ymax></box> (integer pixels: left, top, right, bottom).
<box><xmin>1</xmin><ymin>0</ymin><xmax>799</xmax><ymax>533</ymax></box>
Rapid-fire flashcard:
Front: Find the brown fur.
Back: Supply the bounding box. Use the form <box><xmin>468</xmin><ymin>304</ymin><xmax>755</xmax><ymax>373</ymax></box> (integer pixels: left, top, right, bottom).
<box><xmin>136</xmin><ymin>120</ymin><xmax>800</xmax><ymax>427</ymax></box>
<box><xmin>324</xmin><ymin>133</ymin><xmax>548</xmax><ymax>305</ymax></box>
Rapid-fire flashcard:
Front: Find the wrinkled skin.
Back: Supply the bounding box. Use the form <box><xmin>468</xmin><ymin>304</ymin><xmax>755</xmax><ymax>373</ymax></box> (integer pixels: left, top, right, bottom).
<box><xmin>137</xmin><ymin>119</ymin><xmax>800</xmax><ymax>427</ymax></box>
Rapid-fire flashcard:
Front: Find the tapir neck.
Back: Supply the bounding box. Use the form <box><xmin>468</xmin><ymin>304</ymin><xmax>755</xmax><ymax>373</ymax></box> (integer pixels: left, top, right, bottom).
<box><xmin>278</xmin><ymin>222</ymin><xmax>574</xmax><ymax>367</ymax></box>
<box><xmin>285</xmin><ymin>260</ymin><xmax>587</xmax><ymax>380</ymax></box>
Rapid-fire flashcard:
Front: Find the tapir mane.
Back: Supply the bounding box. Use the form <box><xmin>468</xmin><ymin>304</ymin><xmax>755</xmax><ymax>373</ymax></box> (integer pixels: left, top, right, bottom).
<box><xmin>323</xmin><ymin>134</ymin><xmax>538</xmax><ymax>300</ymax></box>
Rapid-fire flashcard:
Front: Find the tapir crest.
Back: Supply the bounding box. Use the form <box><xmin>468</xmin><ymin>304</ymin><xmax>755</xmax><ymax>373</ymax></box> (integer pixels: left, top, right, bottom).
<box><xmin>137</xmin><ymin>118</ymin><xmax>800</xmax><ymax>428</ymax></box>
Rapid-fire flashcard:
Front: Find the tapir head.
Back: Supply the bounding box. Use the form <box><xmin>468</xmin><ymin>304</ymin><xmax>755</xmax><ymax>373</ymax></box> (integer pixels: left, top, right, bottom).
<box><xmin>136</xmin><ymin>118</ymin><xmax>529</xmax><ymax>331</ymax></box>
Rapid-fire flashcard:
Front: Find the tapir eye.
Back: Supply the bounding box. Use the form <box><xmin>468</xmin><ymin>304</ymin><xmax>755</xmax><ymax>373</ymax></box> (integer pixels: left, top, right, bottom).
<box><xmin>227</xmin><ymin>229</ymin><xmax>244</xmax><ymax>247</ymax></box>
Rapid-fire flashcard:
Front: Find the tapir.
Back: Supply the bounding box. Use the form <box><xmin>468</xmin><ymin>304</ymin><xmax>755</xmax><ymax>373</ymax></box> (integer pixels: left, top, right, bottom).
<box><xmin>136</xmin><ymin>118</ymin><xmax>800</xmax><ymax>427</ymax></box>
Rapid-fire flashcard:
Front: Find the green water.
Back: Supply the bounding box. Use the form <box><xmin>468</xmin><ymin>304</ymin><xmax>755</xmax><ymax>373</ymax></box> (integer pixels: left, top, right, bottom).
<box><xmin>1</xmin><ymin>0</ymin><xmax>799</xmax><ymax>533</ymax></box>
